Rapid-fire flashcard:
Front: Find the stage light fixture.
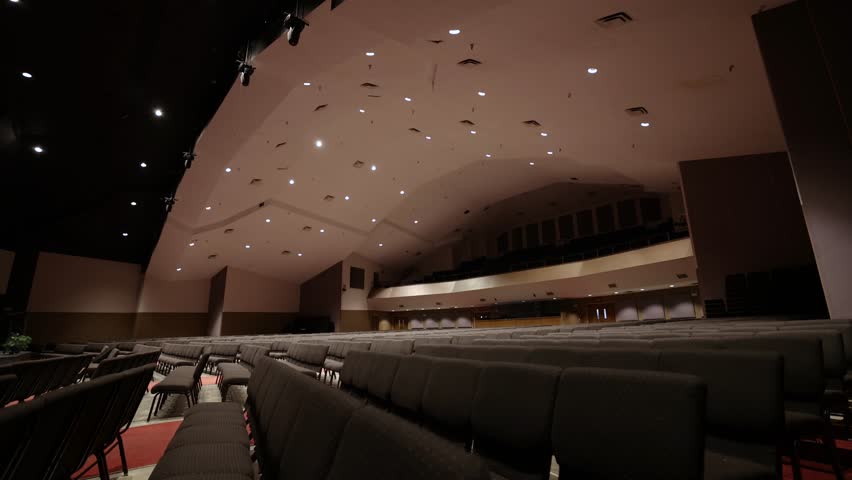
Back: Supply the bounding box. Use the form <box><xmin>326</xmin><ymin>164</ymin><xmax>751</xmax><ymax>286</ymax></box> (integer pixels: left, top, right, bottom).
<box><xmin>238</xmin><ymin>62</ymin><xmax>256</xmax><ymax>86</ymax></box>
<box><xmin>183</xmin><ymin>151</ymin><xmax>196</xmax><ymax>169</ymax></box>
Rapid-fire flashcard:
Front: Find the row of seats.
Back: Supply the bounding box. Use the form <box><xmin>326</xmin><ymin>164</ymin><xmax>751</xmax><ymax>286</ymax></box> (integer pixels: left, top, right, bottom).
<box><xmin>156</xmin><ymin>344</ymin><xmax>205</xmax><ymax>375</ymax></box>
<box><xmin>148</xmin><ymin>353</ymin><xmax>211</xmax><ymax>421</ymax></box>
<box><xmin>0</xmin><ymin>354</ymin><xmax>94</xmax><ymax>406</ymax></box>
<box><xmin>150</xmin><ymin>356</ymin><xmax>494</xmax><ymax>480</ymax></box>
<box><xmin>216</xmin><ymin>345</ymin><xmax>269</xmax><ymax>400</ymax></box>
<box><xmin>343</xmin><ymin>347</ymin><xmax>781</xmax><ymax>480</ymax></box>
<box><xmin>0</xmin><ymin>364</ymin><xmax>154</xmax><ymax>480</ymax></box>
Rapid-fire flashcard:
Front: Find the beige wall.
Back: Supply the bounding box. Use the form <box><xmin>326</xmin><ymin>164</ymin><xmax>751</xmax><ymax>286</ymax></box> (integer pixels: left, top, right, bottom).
<box><xmin>27</xmin><ymin>252</ymin><xmax>142</xmax><ymax>313</ymax></box>
<box><xmin>0</xmin><ymin>249</ymin><xmax>14</xmax><ymax>295</ymax></box>
<box><xmin>223</xmin><ymin>267</ymin><xmax>299</xmax><ymax>312</ymax></box>
<box><xmin>137</xmin><ymin>277</ymin><xmax>210</xmax><ymax>313</ymax></box>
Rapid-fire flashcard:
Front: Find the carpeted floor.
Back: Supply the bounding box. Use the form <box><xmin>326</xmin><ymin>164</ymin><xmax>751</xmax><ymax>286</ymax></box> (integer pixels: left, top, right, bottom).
<box><xmin>75</xmin><ymin>421</ymin><xmax>181</xmax><ymax>478</ymax></box>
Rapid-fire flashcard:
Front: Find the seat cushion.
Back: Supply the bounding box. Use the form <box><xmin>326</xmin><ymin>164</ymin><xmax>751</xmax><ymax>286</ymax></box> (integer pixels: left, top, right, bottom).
<box><xmin>324</xmin><ymin>359</ymin><xmax>344</xmax><ymax>372</ymax></box>
<box><xmin>152</xmin><ymin>372</ymin><xmax>194</xmax><ymax>394</ymax></box>
<box><xmin>149</xmin><ymin>443</ymin><xmax>253</xmax><ymax>480</ymax></box>
<box><xmin>167</xmin><ymin>424</ymin><xmax>250</xmax><ymax>449</ymax></box>
<box><xmin>785</xmin><ymin>410</ymin><xmax>824</xmax><ymax>436</ymax></box>
<box><xmin>184</xmin><ymin>402</ymin><xmax>243</xmax><ymax>418</ymax></box>
<box><xmin>181</xmin><ymin>413</ymin><xmax>247</xmax><ymax>427</ymax></box>
<box><xmin>704</xmin><ymin>450</ymin><xmax>775</xmax><ymax>480</ymax></box>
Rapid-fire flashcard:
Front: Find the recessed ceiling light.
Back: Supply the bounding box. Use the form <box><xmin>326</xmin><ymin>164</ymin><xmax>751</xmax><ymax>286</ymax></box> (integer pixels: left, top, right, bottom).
<box><xmin>425</xmin><ymin>136</ymin><xmax>432</xmax><ymax>140</ymax></box>
<box><xmin>245</xmin><ymin>244</ymin><xmax>251</xmax><ymax>249</ymax></box>
<box><xmin>449</xmin><ymin>29</ymin><xmax>461</xmax><ymax>35</ymax></box>
<box><xmin>188</xmin><ymin>242</ymin><xmax>195</xmax><ymax>247</ymax></box>
<box><xmin>399</xmin><ymin>190</ymin><xmax>405</xmax><ymax>195</ymax></box>
<box><xmin>588</xmin><ymin>294</ymin><xmax>592</xmax><ymax>297</ymax></box>
<box><xmin>33</xmin><ymin>146</ymin><xmax>44</xmax><ymax>153</ymax></box>
<box><xmin>477</xmin><ymin>91</ymin><xmax>486</xmax><ymax>96</ymax></box>
<box><xmin>289</xmin><ymin>178</ymin><xmax>295</xmax><ymax>185</ymax></box>
<box><xmin>470</xmin><ymin>130</ymin><xmax>476</xmax><ymax>135</ymax></box>
<box><xmin>265</xmin><ymin>218</ymin><xmax>271</xmax><ymax>223</ymax></box>
<box><xmin>154</xmin><ymin>108</ymin><xmax>164</xmax><ymax>117</ymax></box>
<box><xmin>615</xmin><ymin>291</ymin><xmax>619</xmax><ymax>294</ymax></box>
<box><xmin>130</xmin><ymin>201</ymin><xmax>137</xmax><ymax>206</ymax></box>
<box><xmin>140</xmin><ymin>162</ymin><xmax>147</xmax><ymax>168</ymax></box>
<box><xmin>640</xmin><ymin>122</ymin><xmax>651</xmax><ymax>127</ymax></box>
<box><xmin>587</xmin><ymin>67</ymin><xmax>598</xmax><ymax>74</ymax></box>
<box><xmin>547</xmin><ymin>151</ymin><xmax>553</xmax><ymax>155</ymax></box>
<box><xmin>320</xmin><ymin>229</ymin><xmax>325</xmax><ymax>233</ymax></box>
<box><xmin>303</xmin><ymin>82</ymin><xmax>311</xmax><ymax>86</ymax></box>
<box><xmin>365</xmin><ymin>52</ymin><xmax>375</xmax><ymax>56</ymax></box>
<box><xmin>297</xmin><ymin>253</ymin><xmax>303</xmax><ymax>257</ymax></box>
<box><xmin>344</xmin><ymin>195</ymin><xmax>351</xmax><ymax>201</ymax></box>
<box><xmin>359</xmin><ymin>109</ymin><xmax>365</xmax><ymax>113</ymax></box>
<box><xmin>370</xmin><ymin>165</ymin><xmax>377</xmax><ymax>171</ymax></box>
<box><xmin>540</xmin><ymin>132</ymin><xmax>548</xmax><ymax>137</ymax></box>
<box><xmin>21</xmin><ymin>72</ymin><xmax>32</xmax><ymax>78</ymax></box>
<box><xmin>378</xmin><ymin>243</ymin><xmax>383</xmax><ymax>247</ymax></box>
<box><xmin>176</xmin><ymin>267</ymin><xmax>182</xmax><ymax>272</ymax></box>
<box><xmin>205</xmin><ymin>206</ymin><xmax>211</xmax><ymax>210</ymax></box>
<box><xmin>404</xmin><ymin>97</ymin><xmax>412</xmax><ymax>102</ymax></box>
<box><xmin>529</xmin><ymin>162</ymin><xmax>535</xmax><ymax>166</ymax></box>
<box><xmin>371</xmin><ymin>218</ymin><xmax>377</xmax><ymax>223</ymax></box>
<box><xmin>669</xmin><ymin>284</ymin><xmax>675</xmax><ymax>288</ymax></box>
<box><xmin>225</xmin><ymin>167</ymin><xmax>232</xmax><ymax>173</ymax></box>
<box><xmin>553</xmin><ymin>297</ymin><xmax>557</xmax><ymax>300</ymax></box>
<box><xmin>640</xmin><ymin>288</ymin><xmax>645</xmax><ymax>291</ymax></box>
<box><xmin>485</xmin><ymin>154</ymin><xmax>491</xmax><ymax>158</ymax></box>
<box><xmin>315</xmin><ymin>139</ymin><xmax>323</xmax><ymax>148</ymax></box>
<box><xmin>122</xmin><ymin>232</ymin><xmax>128</xmax><ymax>237</ymax></box>
<box><xmin>414</xmin><ymin>220</ymin><xmax>419</xmax><ymax>224</ymax></box>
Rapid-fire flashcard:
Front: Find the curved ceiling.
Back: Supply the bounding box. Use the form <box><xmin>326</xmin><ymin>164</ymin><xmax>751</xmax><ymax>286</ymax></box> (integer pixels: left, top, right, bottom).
<box><xmin>147</xmin><ymin>0</ymin><xmax>788</xmax><ymax>283</ymax></box>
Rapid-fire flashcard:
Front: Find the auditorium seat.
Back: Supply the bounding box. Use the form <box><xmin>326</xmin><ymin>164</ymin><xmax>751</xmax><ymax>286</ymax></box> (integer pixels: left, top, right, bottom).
<box><xmin>282</xmin><ymin>342</ymin><xmax>329</xmax><ymax>378</ymax></box>
<box><xmin>552</xmin><ymin>368</ymin><xmax>706</xmax><ymax>480</ymax></box>
<box><xmin>217</xmin><ymin>345</ymin><xmax>268</xmax><ymax>401</ymax></box>
<box><xmin>148</xmin><ymin>353</ymin><xmax>210</xmax><ymax>421</ymax></box>
<box><xmin>204</xmin><ymin>343</ymin><xmax>240</xmax><ymax>374</ymax></box>
<box><xmin>420</xmin><ymin>357</ymin><xmax>483</xmax><ymax>448</ymax></box>
<box><xmin>388</xmin><ymin>354</ymin><xmax>434</xmax><ymax>421</ymax></box>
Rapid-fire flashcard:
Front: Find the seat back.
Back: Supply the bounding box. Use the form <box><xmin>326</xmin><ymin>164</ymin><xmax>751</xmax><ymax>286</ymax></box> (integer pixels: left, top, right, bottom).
<box><xmin>552</xmin><ymin>368</ymin><xmax>706</xmax><ymax>480</ymax></box>
<box><xmin>420</xmin><ymin>358</ymin><xmax>483</xmax><ymax>447</ymax></box>
<box><xmin>389</xmin><ymin>355</ymin><xmax>434</xmax><ymax>420</ymax></box>
<box><xmin>365</xmin><ymin>353</ymin><xmax>402</xmax><ymax>406</ymax></box>
<box><xmin>471</xmin><ymin>362</ymin><xmax>561</xmax><ymax>480</ymax></box>
<box><xmin>327</xmin><ymin>406</ymin><xmax>490</xmax><ymax>480</ymax></box>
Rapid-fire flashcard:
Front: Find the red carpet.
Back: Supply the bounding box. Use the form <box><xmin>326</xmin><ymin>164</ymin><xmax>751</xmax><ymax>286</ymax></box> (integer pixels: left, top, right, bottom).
<box><xmin>781</xmin><ymin>437</ymin><xmax>852</xmax><ymax>479</ymax></box>
<box><xmin>75</xmin><ymin>420</ymin><xmax>181</xmax><ymax>478</ymax></box>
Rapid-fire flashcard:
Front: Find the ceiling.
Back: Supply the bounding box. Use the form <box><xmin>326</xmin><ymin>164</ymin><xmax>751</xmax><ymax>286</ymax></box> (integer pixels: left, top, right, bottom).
<box><xmin>140</xmin><ymin>0</ymin><xmax>788</xmax><ymax>283</ymax></box>
<box><xmin>0</xmin><ymin>0</ymin><xmax>328</xmax><ymax>263</ymax></box>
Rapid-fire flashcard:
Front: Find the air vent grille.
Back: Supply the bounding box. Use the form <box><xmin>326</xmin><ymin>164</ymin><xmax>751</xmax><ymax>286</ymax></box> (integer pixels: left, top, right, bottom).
<box><xmin>274</xmin><ymin>141</ymin><xmax>286</xmax><ymax>149</ymax></box>
<box><xmin>302</xmin><ymin>226</ymin><xmax>312</xmax><ymax>232</ymax></box>
<box><xmin>458</xmin><ymin>58</ymin><xmax>482</xmax><ymax>66</ymax></box>
<box><xmin>360</xmin><ymin>82</ymin><xmax>379</xmax><ymax>89</ymax></box>
<box><xmin>281</xmin><ymin>250</ymin><xmax>291</xmax><ymax>255</ymax></box>
<box><xmin>408</xmin><ymin>127</ymin><xmax>421</xmax><ymax>133</ymax></box>
<box><xmin>595</xmin><ymin>12</ymin><xmax>633</xmax><ymax>28</ymax></box>
<box><xmin>522</xmin><ymin>120</ymin><xmax>542</xmax><ymax>127</ymax></box>
<box><xmin>207</xmin><ymin>254</ymin><xmax>217</xmax><ymax>260</ymax></box>
<box><xmin>314</xmin><ymin>104</ymin><xmax>328</xmax><ymax>112</ymax></box>
<box><xmin>608</xmin><ymin>283</ymin><xmax>618</xmax><ymax>288</ymax></box>
<box><xmin>249</xmin><ymin>178</ymin><xmax>263</xmax><ymax>185</ymax></box>
<box><xmin>324</xmin><ymin>195</ymin><xmax>335</xmax><ymax>202</ymax></box>
<box><xmin>352</xmin><ymin>160</ymin><xmax>365</xmax><ymax>168</ymax></box>
<box><xmin>676</xmin><ymin>273</ymin><xmax>689</xmax><ymax>279</ymax></box>
<box><xmin>459</xmin><ymin>120</ymin><xmax>475</xmax><ymax>126</ymax></box>
<box><xmin>224</xmin><ymin>228</ymin><xmax>234</xmax><ymax>234</ymax></box>
<box><xmin>625</xmin><ymin>106</ymin><xmax>649</xmax><ymax>116</ymax></box>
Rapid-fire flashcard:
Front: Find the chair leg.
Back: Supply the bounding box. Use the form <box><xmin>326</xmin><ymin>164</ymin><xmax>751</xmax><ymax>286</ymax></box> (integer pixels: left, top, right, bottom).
<box><xmin>185</xmin><ymin>393</ymin><xmax>192</xmax><ymax>409</ymax></box>
<box><xmin>821</xmin><ymin>421</ymin><xmax>844</xmax><ymax>480</ymax></box>
<box><xmin>790</xmin><ymin>438</ymin><xmax>804</xmax><ymax>480</ymax></box>
<box><xmin>95</xmin><ymin>451</ymin><xmax>110</xmax><ymax>480</ymax></box>
<box><xmin>147</xmin><ymin>393</ymin><xmax>159</xmax><ymax>421</ymax></box>
<box><xmin>116</xmin><ymin>435</ymin><xmax>129</xmax><ymax>476</ymax></box>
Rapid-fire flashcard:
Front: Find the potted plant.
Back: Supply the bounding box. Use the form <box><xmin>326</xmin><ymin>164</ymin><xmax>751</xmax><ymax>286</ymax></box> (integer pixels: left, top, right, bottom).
<box><xmin>2</xmin><ymin>332</ymin><xmax>32</xmax><ymax>354</ymax></box>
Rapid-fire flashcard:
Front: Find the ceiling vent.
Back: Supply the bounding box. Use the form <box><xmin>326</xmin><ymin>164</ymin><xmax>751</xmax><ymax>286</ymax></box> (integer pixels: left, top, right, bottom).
<box><xmin>464</xmin><ymin>209</ymin><xmax>470</xmax><ymax>214</ymax></box>
<box><xmin>399</xmin><ymin>304</ymin><xmax>405</xmax><ymax>308</ymax></box>
<box><xmin>408</xmin><ymin>127</ymin><xmax>421</xmax><ymax>133</ymax></box>
<box><xmin>625</xmin><ymin>106</ymin><xmax>649</xmax><ymax>116</ymax></box>
<box><xmin>459</xmin><ymin>120</ymin><xmax>475</xmax><ymax>126</ymax></box>
<box><xmin>428</xmin><ymin>39</ymin><xmax>443</xmax><ymax>44</ymax></box>
<box><xmin>676</xmin><ymin>273</ymin><xmax>689</xmax><ymax>279</ymax></box>
<box><xmin>274</xmin><ymin>141</ymin><xmax>287</xmax><ymax>149</ymax></box>
<box><xmin>352</xmin><ymin>160</ymin><xmax>365</xmax><ymax>168</ymax></box>
<box><xmin>249</xmin><ymin>178</ymin><xmax>263</xmax><ymax>185</ymax></box>
<box><xmin>435</xmin><ymin>302</ymin><xmax>442</xmax><ymax>306</ymax></box>
<box><xmin>415</xmin><ymin>251</ymin><xmax>422</xmax><ymax>256</ymax></box>
<box><xmin>479</xmin><ymin>298</ymin><xmax>486</xmax><ymax>302</ymax></box>
<box><xmin>608</xmin><ymin>283</ymin><xmax>618</xmax><ymax>288</ymax></box>
<box><xmin>314</xmin><ymin>104</ymin><xmax>328</xmax><ymax>112</ymax></box>
<box><xmin>367</xmin><ymin>94</ymin><xmax>381</xmax><ymax>98</ymax></box>
<box><xmin>224</xmin><ymin>228</ymin><xmax>235</xmax><ymax>234</ymax></box>
<box><xmin>324</xmin><ymin>195</ymin><xmax>335</xmax><ymax>202</ymax></box>
<box><xmin>360</xmin><ymin>82</ymin><xmax>379</xmax><ymax>89</ymax></box>
<box><xmin>207</xmin><ymin>254</ymin><xmax>217</xmax><ymax>260</ymax></box>
<box><xmin>457</xmin><ymin>58</ymin><xmax>482</xmax><ymax>66</ymax></box>
<box><xmin>546</xmin><ymin>291</ymin><xmax>555</xmax><ymax>296</ymax></box>
<box><xmin>302</xmin><ymin>226</ymin><xmax>312</xmax><ymax>232</ymax></box>
<box><xmin>595</xmin><ymin>12</ymin><xmax>633</xmax><ymax>28</ymax></box>
<box><xmin>281</xmin><ymin>250</ymin><xmax>291</xmax><ymax>255</ymax></box>
<box><xmin>522</xmin><ymin>120</ymin><xmax>542</xmax><ymax>127</ymax></box>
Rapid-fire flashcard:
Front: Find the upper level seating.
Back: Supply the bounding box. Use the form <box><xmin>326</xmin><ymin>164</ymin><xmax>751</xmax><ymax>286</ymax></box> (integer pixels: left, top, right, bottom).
<box><xmin>282</xmin><ymin>342</ymin><xmax>329</xmax><ymax>378</ymax></box>
<box><xmin>0</xmin><ymin>353</ymin><xmax>95</xmax><ymax>405</ymax></box>
<box><xmin>156</xmin><ymin>343</ymin><xmax>205</xmax><ymax>374</ymax></box>
<box><xmin>0</xmin><ymin>364</ymin><xmax>154</xmax><ymax>480</ymax></box>
<box><xmin>341</xmin><ymin>350</ymin><xmax>709</xmax><ymax>480</ymax></box>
